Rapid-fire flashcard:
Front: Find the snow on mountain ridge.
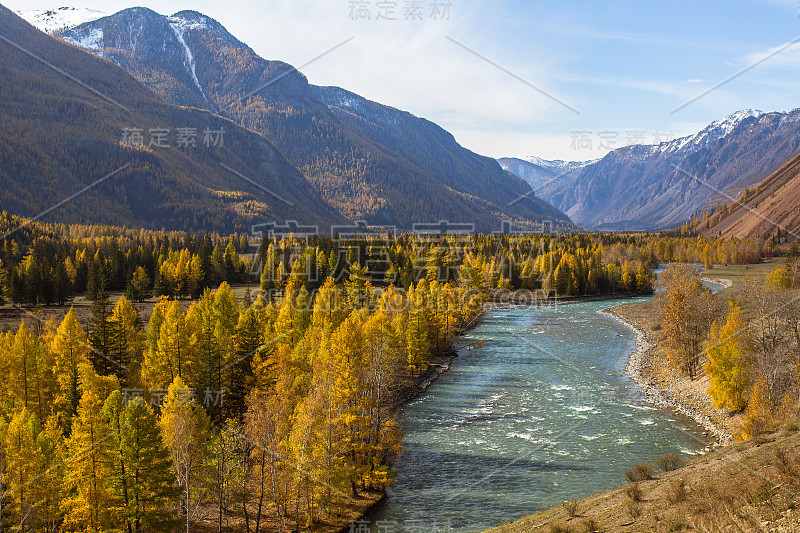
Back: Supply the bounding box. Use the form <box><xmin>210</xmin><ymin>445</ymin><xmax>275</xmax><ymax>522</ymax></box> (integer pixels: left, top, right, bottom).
<box><xmin>17</xmin><ymin>7</ymin><xmax>105</xmax><ymax>34</ymax></box>
<box><xmin>167</xmin><ymin>12</ymin><xmax>211</xmax><ymax>32</ymax></box>
<box><xmin>523</xmin><ymin>155</ymin><xmax>596</xmax><ymax>170</ymax></box>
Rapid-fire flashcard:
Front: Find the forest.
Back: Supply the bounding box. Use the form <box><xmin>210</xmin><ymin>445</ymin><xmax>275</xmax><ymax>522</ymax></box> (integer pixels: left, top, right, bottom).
<box><xmin>0</xmin><ymin>214</ymin><xmax>781</xmax><ymax>532</ymax></box>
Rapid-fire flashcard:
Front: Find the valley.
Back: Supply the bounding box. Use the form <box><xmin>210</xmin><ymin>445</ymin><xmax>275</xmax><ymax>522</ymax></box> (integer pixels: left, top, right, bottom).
<box><xmin>1</xmin><ymin>2</ymin><xmax>800</xmax><ymax>532</ymax></box>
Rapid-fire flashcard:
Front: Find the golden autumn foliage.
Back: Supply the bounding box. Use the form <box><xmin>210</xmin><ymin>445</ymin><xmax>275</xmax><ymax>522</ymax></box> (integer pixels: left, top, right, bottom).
<box><xmin>705</xmin><ymin>302</ymin><xmax>750</xmax><ymax>412</ymax></box>
<box><xmin>742</xmin><ymin>375</ymin><xmax>775</xmax><ymax>440</ymax></box>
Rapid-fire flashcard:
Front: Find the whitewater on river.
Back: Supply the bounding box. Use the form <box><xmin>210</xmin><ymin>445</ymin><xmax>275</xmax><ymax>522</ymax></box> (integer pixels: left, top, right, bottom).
<box><xmin>369</xmin><ymin>296</ymin><xmax>714</xmax><ymax>532</ymax></box>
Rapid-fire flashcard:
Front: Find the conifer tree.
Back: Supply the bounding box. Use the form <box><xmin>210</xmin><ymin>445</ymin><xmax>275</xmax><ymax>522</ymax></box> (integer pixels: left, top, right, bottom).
<box><xmin>143</xmin><ymin>298</ymin><xmax>168</xmax><ymax>390</ymax></box>
<box><xmin>213</xmin><ymin>282</ymin><xmax>240</xmax><ymax>334</ymax></box>
<box><xmin>126</xmin><ymin>266</ymin><xmax>152</xmax><ymax>302</ymax></box>
<box><xmin>5</xmin><ymin>408</ymin><xmax>44</xmax><ymax>532</ymax></box>
<box><xmin>0</xmin><ymin>256</ymin><xmax>7</xmax><ymax>303</ymax></box>
<box><xmin>159</xmin><ymin>377</ymin><xmax>211</xmax><ymax>533</ymax></box>
<box><xmin>50</xmin><ymin>308</ymin><xmax>90</xmax><ymax>435</ymax></box>
<box><xmin>229</xmin><ymin>308</ymin><xmax>262</xmax><ymax>419</ymax></box>
<box><xmin>88</xmin><ymin>287</ymin><xmax>114</xmax><ymax>376</ymax></box>
<box><xmin>311</xmin><ymin>277</ymin><xmax>347</xmax><ymax>331</ymax></box>
<box><xmin>109</xmin><ymin>296</ymin><xmax>144</xmax><ymax>388</ymax></box>
<box><xmin>62</xmin><ymin>390</ymin><xmax>114</xmax><ymax>532</ymax></box>
<box><xmin>35</xmin><ymin>418</ymin><xmax>64</xmax><ymax>532</ymax></box>
<box><xmin>330</xmin><ymin>316</ymin><xmax>367</xmax><ymax>496</ymax></box>
<box><xmin>86</xmin><ymin>251</ymin><xmax>108</xmax><ymax>302</ymax></box>
<box><xmin>188</xmin><ymin>256</ymin><xmax>204</xmax><ymax>299</ymax></box>
<box><xmin>259</xmin><ymin>243</ymin><xmax>280</xmax><ymax>302</ymax></box>
<box><xmin>8</xmin><ymin>321</ymin><xmax>55</xmax><ymax>421</ymax></box>
<box><xmin>406</xmin><ymin>282</ymin><xmax>431</xmax><ymax>375</ymax></box>
<box><xmin>210</xmin><ymin>245</ymin><xmax>225</xmax><ymax>286</ymax></box>
<box><xmin>104</xmin><ymin>391</ymin><xmax>180</xmax><ymax>533</ymax></box>
<box><xmin>156</xmin><ymin>300</ymin><xmax>195</xmax><ymax>386</ymax></box>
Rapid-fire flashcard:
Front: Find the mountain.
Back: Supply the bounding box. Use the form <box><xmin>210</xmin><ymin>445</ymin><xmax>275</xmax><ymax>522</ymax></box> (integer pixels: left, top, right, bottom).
<box><xmin>16</xmin><ymin>6</ymin><xmax>105</xmax><ymax>33</ymax></box>
<box><xmin>497</xmin><ymin>156</ymin><xmax>593</xmax><ymax>197</ymax></box>
<box><xmin>0</xmin><ymin>4</ymin><xmax>346</xmax><ymax>233</ymax></box>
<box><xmin>695</xmin><ymin>151</ymin><xmax>800</xmax><ymax>240</ymax></box>
<box><xmin>504</xmin><ymin>109</ymin><xmax>800</xmax><ymax>230</ymax></box>
<box><xmin>53</xmin><ymin>8</ymin><xmax>572</xmax><ymax>232</ymax></box>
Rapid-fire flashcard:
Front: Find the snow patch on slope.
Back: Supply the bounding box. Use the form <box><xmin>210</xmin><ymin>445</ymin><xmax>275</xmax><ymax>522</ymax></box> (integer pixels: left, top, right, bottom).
<box><xmin>166</xmin><ymin>17</ymin><xmax>210</xmax><ymax>105</ymax></box>
<box><xmin>168</xmin><ymin>13</ymin><xmax>210</xmax><ymax>32</ymax></box>
<box><xmin>63</xmin><ymin>26</ymin><xmax>104</xmax><ymax>51</ymax></box>
<box><xmin>17</xmin><ymin>7</ymin><xmax>105</xmax><ymax>34</ymax></box>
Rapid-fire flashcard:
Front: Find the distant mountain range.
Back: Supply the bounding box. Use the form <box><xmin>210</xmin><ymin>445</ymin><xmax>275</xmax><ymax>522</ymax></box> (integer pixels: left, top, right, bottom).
<box><xmin>10</xmin><ymin>6</ymin><xmax>799</xmax><ymax>236</ymax></box>
<box><xmin>502</xmin><ymin>109</ymin><xmax>800</xmax><ymax>230</ymax></box>
<box><xmin>33</xmin><ymin>7</ymin><xmax>571</xmax><ymax>232</ymax></box>
<box><xmin>695</xmin><ymin>151</ymin><xmax>800</xmax><ymax>241</ymax></box>
<box><xmin>0</xmin><ymin>4</ymin><xmax>346</xmax><ymax>233</ymax></box>
<box><xmin>497</xmin><ymin>156</ymin><xmax>594</xmax><ymax>199</ymax></box>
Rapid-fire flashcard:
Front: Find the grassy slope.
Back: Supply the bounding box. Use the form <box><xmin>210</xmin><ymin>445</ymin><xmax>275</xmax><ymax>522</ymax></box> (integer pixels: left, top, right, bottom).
<box><xmin>486</xmin><ymin>426</ymin><xmax>800</xmax><ymax>533</ymax></box>
<box><xmin>486</xmin><ymin>261</ymin><xmax>800</xmax><ymax>533</ymax></box>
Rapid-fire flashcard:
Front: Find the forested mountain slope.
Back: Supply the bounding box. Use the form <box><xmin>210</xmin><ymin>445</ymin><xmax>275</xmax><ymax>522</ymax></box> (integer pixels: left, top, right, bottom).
<box><xmin>0</xmin><ymin>4</ymin><xmax>347</xmax><ymax>233</ymax></box>
<box><xmin>53</xmin><ymin>8</ymin><xmax>572</xmax><ymax>231</ymax></box>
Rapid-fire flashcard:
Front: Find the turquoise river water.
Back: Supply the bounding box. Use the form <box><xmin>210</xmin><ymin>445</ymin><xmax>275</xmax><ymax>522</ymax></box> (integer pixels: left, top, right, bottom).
<box><xmin>368</xmin><ymin>296</ymin><xmax>714</xmax><ymax>532</ymax></box>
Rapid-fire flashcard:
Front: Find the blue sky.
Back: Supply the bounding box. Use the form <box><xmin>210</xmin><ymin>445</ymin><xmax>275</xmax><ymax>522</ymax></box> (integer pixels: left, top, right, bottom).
<box><xmin>9</xmin><ymin>0</ymin><xmax>800</xmax><ymax>160</ymax></box>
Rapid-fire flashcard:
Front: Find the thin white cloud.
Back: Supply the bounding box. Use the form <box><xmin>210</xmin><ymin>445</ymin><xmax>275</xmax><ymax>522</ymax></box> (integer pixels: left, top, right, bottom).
<box><xmin>742</xmin><ymin>38</ymin><xmax>800</xmax><ymax>68</ymax></box>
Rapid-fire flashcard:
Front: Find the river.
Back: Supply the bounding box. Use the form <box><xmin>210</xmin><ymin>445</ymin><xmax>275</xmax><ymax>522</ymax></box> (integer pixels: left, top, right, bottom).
<box><xmin>369</xmin><ymin>296</ymin><xmax>714</xmax><ymax>532</ymax></box>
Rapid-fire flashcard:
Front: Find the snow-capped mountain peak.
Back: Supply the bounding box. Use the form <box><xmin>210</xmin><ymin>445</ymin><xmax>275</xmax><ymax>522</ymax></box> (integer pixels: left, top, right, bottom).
<box><xmin>17</xmin><ymin>7</ymin><xmax>105</xmax><ymax>34</ymax></box>
<box><xmin>501</xmin><ymin>108</ymin><xmax>800</xmax><ymax>230</ymax></box>
<box><xmin>497</xmin><ymin>156</ymin><xmax>593</xmax><ymax>196</ymax></box>
<box><xmin>709</xmin><ymin>109</ymin><xmax>764</xmax><ymax>132</ymax></box>
<box><xmin>167</xmin><ymin>11</ymin><xmax>212</xmax><ymax>32</ymax></box>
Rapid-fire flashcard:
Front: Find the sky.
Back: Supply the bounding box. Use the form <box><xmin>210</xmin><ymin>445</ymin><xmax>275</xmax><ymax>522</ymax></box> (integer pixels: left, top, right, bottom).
<box><xmin>7</xmin><ymin>0</ymin><xmax>800</xmax><ymax>161</ymax></box>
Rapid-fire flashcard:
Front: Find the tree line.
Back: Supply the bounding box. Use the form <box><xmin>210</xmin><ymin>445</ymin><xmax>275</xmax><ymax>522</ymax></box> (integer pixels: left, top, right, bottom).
<box><xmin>0</xmin><ymin>211</ymin><xmax>249</xmax><ymax>306</ymax></box>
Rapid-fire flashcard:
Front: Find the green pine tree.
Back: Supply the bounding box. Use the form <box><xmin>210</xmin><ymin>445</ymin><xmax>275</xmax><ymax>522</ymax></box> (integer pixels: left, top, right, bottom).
<box><xmin>105</xmin><ymin>391</ymin><xmax>181</xmax><ymax>533</ymax></box>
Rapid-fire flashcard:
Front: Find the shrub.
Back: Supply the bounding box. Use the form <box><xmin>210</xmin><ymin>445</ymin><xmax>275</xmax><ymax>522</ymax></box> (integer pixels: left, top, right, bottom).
<box><xmin>775</xmin><ymin>448</ymin><xmax>797</xmax><ymax>482</ymax></box>
<box><xmin>667</xmin><ymin>479</ymin><xmax>687</xmax><ymax>504</ymax></box>
<box><xmin>625</xmin><ymin>463</ymin><xmax>654</xmax><ymax>482</ymax></box>
<box><xmin>563</xmin><ymin>500</ymin><xmax>579</xmax><ymax>518</ymax></box>
<box><xmin>625</xmin><ymin>482</ymin><xmax>642</xmax><ymax>502</ymax></box>
<box><xmin>657</xmin><ymin>453</ymin><xmax>681</xmax><ymax>472</ymax></box>
<box><xmin>580</xmin><ymin>517</ymin><xmax>601</xmax><ymax>532</ymax></box>
<box><xmin>549</xmin><ymin>522</ymin><xmax>572</xmax><ymax>533</ymax></box>
<box><xmin>666</xmin><ymin>518</ymin><xmax>686</xmax><ymax>532</ymax></box>
<box><xmin>627</xmin><ymin>501</ymin><xmax>641</xmax><ymax>518</ymax></box>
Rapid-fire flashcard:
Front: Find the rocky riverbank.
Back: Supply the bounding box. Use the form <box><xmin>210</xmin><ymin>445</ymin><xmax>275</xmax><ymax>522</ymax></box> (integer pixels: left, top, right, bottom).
<box><xmin>598</xmin><ymin>306</ymin><xmax>733</xmax><ymax>447</ymax></box>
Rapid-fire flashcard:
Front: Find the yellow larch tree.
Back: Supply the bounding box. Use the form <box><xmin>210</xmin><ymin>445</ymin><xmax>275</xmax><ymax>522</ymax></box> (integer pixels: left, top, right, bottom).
<box><xmin>705</xmin><ymin>301</ymin><xmax>750</xmax><ymax>412</ymax></box>
<box><xmin>159</xmin><ymin>376</ymin><xmax>211</xmax><ymax>533</ymax></box>
<box><xmin>61</xmin><ymin>389</ymin><xmax>114</xmax><ymax>532</ymax></box>
<box><xmin>49</xmin><ymin>307</ymin><xmax>90</xmax><ymax>435</ymax></box>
